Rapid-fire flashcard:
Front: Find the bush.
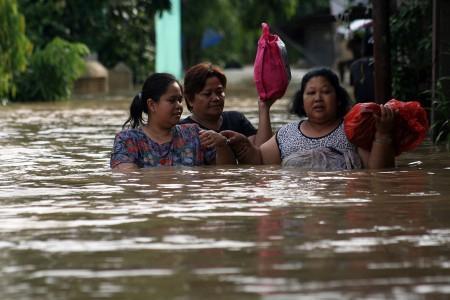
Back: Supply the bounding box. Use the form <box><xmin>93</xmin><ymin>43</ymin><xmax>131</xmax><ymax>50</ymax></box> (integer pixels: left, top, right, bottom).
<box><xmin>390</xmin><ymin>1</ymin><xmax>432</xmax><ymax>104</ymax></box>
<box><xmin>0</xmin><ymin>0</ymin><xmax>32</xmax><ymax>99</ymax></box>
<box><xmin>13</xmin><ymin>37</ymin><xmax>89</xmax><ymax>101</ymax></box>
<box><xmin>431</xmin><ymin>78</ymin><xmax>450</xmax><ymax>146</ymax></box>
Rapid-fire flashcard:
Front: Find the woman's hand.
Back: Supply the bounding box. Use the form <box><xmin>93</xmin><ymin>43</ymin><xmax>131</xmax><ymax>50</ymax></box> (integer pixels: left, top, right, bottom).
<box><xmin>374</xmin><ymin>104</ymin><xmax>396</xmax><ymax>141</ymax></box>
<box><xmin>200</xmin><ymin>130</ymin><xmax>236</xmax><ymax>165</ymax></box>
<box><xmin>361</xmin><ymin>104</ymin><xmax>397</xmax><ymax>169</ymax></box>
<box><xmin>221</xmin><ymin>130</ymin><xmax>263</xmax><ymax>164</ymax></box>
<box><xmin>221</xmin><ymin>130</ymin><xmax>249</xmax><ymax>155</ymax></box>
<box><xmin>199</xmin><ymin>130</ymin><xmax>228</xmax><ymax>148</ymax></box>
<box><xmin>258</xmin><ymin>98</ymin><xmax>276</xmax><ymax>111</ymax></box>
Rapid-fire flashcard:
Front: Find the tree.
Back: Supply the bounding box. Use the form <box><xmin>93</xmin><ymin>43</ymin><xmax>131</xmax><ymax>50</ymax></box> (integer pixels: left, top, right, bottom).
<box><xmin>181</xmin><ymin>0</ymin><xmax>329</xmax><ymax>69</ymax></box>
<box><xmin>182</xmin><ymin>0</ymin><xmax>244</xmax><ymax>68</ymax></box>
<box><xmin>14</xmin><ymin>38</ymin><xmax>89</xmax><ymax>101</ymax></box>
<box><xmin>230</xmin><ymin>0</ymin><xmax>301</xmax><ymax>30</ymax></box>
<box><xmin>0</xmin><ymin>0</ymin><xmax>32</xmax><ymax>99</ymax></box>
<box><xmin>390</xmin><ymin>1</ymin><xmax>432</xmax><ymax>102</ymax></box>
<box><xmin>18</xmin><ymin>0</ymin><xmax>171</xmax><ymax>83</ymax></box>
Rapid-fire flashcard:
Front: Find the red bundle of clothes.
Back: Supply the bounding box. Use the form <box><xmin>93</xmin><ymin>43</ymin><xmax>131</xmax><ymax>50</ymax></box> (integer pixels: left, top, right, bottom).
<box><xmin>344</xmin><ymin>99</ymin><xmax>429</xmax><ymax>155</ymax></box>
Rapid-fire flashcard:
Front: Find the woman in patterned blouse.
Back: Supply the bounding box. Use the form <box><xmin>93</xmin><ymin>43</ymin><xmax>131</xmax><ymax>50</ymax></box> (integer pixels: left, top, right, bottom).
<box><xmin>110</xmin><ymin>73</ymin><xmax>235</xmax><ymax>171</ymax></box>
<box><xmin>221</xmin><ymin>67</ymin><xmax>397</xmax><ymax>170</ymax></box>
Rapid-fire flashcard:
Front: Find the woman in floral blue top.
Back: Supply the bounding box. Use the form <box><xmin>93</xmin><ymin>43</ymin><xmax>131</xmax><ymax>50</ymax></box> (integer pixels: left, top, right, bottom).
<box><xmin>111</xmin><ymin>73</ymin><xmax>236</xmax><ymax>171</ymax></box>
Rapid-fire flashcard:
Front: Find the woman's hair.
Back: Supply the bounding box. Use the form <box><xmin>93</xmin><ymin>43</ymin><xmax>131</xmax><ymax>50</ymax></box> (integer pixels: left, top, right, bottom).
<box><xmin>290</xmin><ymin>67</ymin><xmax>351</xmax><ymax>118</ymax></box>
<box><xmin>183</xmin><ymin>62</ymin><xmax>227</xmax><ymax>112</ymax></box>
<box><xmin>123</xmin><ymin>73</ymin><xmax>181</xmax><ymax>128</ymax></box>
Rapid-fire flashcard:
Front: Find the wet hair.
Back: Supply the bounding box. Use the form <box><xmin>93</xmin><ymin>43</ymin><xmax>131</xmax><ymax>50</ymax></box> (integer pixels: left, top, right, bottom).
<box><xmin>183</xmin><ymin>62</ymin><xmax>227</xmax><ymax>112</ymax></box>
<box><xmin>123</xmin><ymin>73</ymin><xmax>182</xmax><ymax>128</ymax></box>
<box><xmin>290</xmin><ymin>67</ymin><xmax>351</xmax><ymax>118</ymax></box>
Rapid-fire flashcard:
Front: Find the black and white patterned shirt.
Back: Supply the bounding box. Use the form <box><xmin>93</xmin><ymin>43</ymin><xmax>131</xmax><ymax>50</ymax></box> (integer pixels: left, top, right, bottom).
<box><xmin>276</xmin><ymin>120</ymin><xmax>356</xmax><ymax>160</ymax></box>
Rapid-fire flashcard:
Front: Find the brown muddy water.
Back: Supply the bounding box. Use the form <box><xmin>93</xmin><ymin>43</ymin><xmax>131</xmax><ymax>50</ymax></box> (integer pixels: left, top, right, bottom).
<box><xmin>0</xmin><ymin>96</ymin><xmax>449</xmax><ymax>300</ymax></box>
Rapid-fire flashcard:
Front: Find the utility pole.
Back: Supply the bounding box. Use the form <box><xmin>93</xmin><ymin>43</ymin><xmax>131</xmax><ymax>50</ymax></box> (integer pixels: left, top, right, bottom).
<box><xmin>372</xmin><ymin>0</ymin><xmax>391</xmax><ymax>104</ymax></box>
<box><xmin>155</xmin><ymin>0</ymin><xmax>182</xmax><ymax>79</ymax></box>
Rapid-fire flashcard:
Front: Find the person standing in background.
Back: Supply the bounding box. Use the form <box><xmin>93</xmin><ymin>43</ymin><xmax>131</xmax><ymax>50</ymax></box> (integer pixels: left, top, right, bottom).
<box><xmin>350</xmin><ymin>33</ymin><xmax>375</xmax><ymax>102</ymax></box>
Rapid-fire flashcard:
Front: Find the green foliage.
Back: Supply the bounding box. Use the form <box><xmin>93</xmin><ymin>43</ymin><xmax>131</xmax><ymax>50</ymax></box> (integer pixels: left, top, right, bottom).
<box><xmin>182</xmin><ymin>0</ymin><xmax>327</xmax><ymax>68</ymax></box>
<box><xmin>98</xmin><ymin>1</ymin><xmax>171</xmax><ymax>83</ymax></box>
<box><xmin>430</xmin><ymin>77</ymin><xmax>450</xmax><ymax>146</ymax></box>
<box><xmin>390</xmin><ymin>1</ymin><xmax>450</xmax><ymax>146</ymax></box>
<box><xmin>15</xmin><ymin>0</ymin><xmax>326</xmax><ymax>83</ymax></box>
<box><xmin>390</xmin><ymin>1</ymin><xmax>432</xmax><ymax>102</ymax></box>
<box><xmin>13</xmin><ymin>38</ymin><xmax>89</xmax><ymax>101</ymax></box>
<box><xmin>182</xmin><ymin>0</ymin><xmax>246</xmax><ymax>67</ymax></box>
<box><xmin>18</xmin><ymin>0</ymin><xmax>171</xmax><ymax>83</ymax></box>
<box><xmin>0</xmin><ymin>0</ymin><xmax>32</xmax><ymax>99</ymax></box>
<box><xmin>233</xmin><ymin>0</ymin><xmax>330</xmax><ymax>29</ymax></box>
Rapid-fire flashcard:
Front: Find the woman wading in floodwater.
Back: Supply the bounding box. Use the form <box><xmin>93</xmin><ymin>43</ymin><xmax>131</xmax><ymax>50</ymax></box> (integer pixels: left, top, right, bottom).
<box><xmin>221</xmin><ymin>67</ymin><xmax>397</xmax><ymax>170</ymax></box>
<box><xmin>110</xmin><ymin>73</ymin><xmax>235</xmax><ymax>171</ymax></box>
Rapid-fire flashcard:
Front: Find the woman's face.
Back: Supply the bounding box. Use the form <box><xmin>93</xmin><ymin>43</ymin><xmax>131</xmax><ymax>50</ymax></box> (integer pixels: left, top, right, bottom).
<box><xmin>148</xmin><ymin>82</ymin><xmax>183</xmax><ymax>127</ymax></box>
<box><xmin>188</xmin><ymin>76</ymin><xmax>225</xmax><ymax>120</ymax></box>
<box><xmin>302</xmin><ymin>76</ymin><xmax>338</xmax><ymax>123</ymax></box>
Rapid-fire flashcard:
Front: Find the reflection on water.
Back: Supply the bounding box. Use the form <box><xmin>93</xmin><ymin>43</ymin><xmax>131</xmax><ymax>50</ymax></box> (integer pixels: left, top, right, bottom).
<box><xmin>1</xmin><ymin>98</ymin><xmax>450</xmax><ymax>299</ymax></box>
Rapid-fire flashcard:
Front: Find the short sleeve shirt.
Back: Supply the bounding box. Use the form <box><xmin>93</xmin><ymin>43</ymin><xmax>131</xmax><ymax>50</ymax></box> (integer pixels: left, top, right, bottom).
<box><xmin>179</xmin><ymin>111</ymin><xmax>257</xmax><ymax>137</ymax></box>
<box><xmin>110</xmin><ymin>124</ymin><xmax>215</xmax><ymax>168</ymax></box>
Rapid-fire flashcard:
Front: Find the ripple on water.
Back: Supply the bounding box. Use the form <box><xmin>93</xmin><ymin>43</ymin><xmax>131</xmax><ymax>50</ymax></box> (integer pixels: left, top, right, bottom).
<box><xmin>1</xmin><ymin>100</ymin><xmax>450</xmax><ymax>299</ymax></box>
<box><xmin>7</xmin><ymin>237</ymin><xmax>257</xmax><ymax>253</ymax></box>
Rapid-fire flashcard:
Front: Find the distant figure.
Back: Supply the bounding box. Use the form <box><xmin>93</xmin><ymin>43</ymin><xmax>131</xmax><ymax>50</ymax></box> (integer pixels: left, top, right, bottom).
<box><xmin>337</xmin><ymin>34</ymin><xmax>363</xmax><ymax>84</ymax></box>
<box><xmin>350</xmin><ymin>34</ymin><xmax>375</xmax><ymax>102</ymax></box>
<box><xmin>110</xmin><ymin>73</ymin><xmax>235</xmax><ymax>171</ymax></box>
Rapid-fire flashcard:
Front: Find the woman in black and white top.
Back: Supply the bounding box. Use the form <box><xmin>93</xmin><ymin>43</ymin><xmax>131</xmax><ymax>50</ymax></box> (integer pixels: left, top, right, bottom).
<box><xmin>222</xmin><ymin>67</ymin><xmax>396</xmax><ymax>170</ymax></box>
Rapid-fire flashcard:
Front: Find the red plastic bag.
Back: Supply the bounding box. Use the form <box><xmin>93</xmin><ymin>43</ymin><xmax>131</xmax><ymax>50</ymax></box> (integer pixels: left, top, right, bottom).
<box><xmin>344</xmin><ymin>99</ymin><xmax>429</xmax><ymax>155</ymax></box>
<box><xmin>253</xmin><ymin>22</ymin><xmax>291</xmax><ymax>101</ymax></box>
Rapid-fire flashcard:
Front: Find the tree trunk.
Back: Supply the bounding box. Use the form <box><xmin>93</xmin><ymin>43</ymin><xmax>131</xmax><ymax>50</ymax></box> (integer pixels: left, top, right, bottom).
<box><xmin>372</xmin><ymin>0</ymin><xmax>391</xmax><ymax>104</ymax></box>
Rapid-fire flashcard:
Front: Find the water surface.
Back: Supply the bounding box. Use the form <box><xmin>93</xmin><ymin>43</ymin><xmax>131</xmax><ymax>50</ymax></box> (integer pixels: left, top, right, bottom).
<box><xmin>1</xmin><ymin>97</ymin><xmax>449</xmax><ymax>300</ymax></box>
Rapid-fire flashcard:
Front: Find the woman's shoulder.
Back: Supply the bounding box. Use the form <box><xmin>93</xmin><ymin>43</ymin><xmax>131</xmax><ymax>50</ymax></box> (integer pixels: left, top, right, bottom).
<box><xmin>223</xmin><ymin>110</ymin><xmax>247</xmax><ymax>119</ymax></box>
<box><xmin>179</xmin><ymin>116</ymin><xmax>194</xmax><ymax>124</ymax></box>
<box><xmin>276</xmin><ymin>121</ymin><xmax>303</xmax><ymax>142</ymax></box>
<box><xmin>174</xmin><ymin>123</ymin><xmax>201</xmax><ymax>136</ymax></box>
<box><xmin>221</xmin><ymin>111</ymin><xmax>256</xmax><ymax>136</ymax></box>
<box><xmin>115</xmin><ymin>127</ymin><xmax>145</xmax><ymax>139</ymax></box>
<box><xmin>176</xmin><ymin>123</ymin><xmax>200</xmax><ymax>131</ymax></box>
<box><xmin>279</xmin><ymin>120</ymin><xmax>302</xmax><ymax>131</ymax></box>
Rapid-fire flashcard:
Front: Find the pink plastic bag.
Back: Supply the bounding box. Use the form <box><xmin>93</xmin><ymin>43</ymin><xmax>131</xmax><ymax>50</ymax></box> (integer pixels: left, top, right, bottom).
<box><xmin>253</xmin><ymin>22</ymin><xmax>291</xmax><ymax>101</ymax></box>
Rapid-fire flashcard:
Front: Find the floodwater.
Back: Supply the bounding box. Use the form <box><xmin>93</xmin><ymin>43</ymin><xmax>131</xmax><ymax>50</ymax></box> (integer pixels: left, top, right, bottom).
<box><xmin>1</xmin><ymin>96</ymin><xmax>450</xmax><ymax>300</ymax></box>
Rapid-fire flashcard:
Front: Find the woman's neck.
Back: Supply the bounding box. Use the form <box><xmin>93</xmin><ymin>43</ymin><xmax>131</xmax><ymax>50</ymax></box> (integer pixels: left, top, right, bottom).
<box><xmin>143</xmin><ymin>122</ymin><xmax>173</xmax><ymax>144</ymax></box>
<box><xmin>302</xmin><ymin>118</ymin><xmax>341</xmax><ymax>137</ymax></box>
<box><xmin>190</xmin><ymin>113</ymin><xmax>223</xmax><ymax>131</ymax></box>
